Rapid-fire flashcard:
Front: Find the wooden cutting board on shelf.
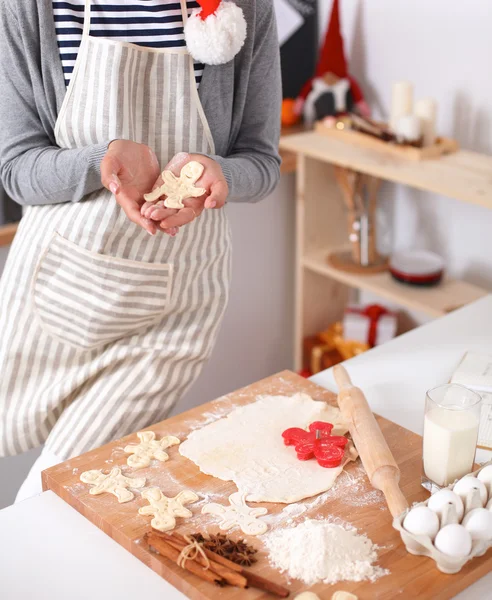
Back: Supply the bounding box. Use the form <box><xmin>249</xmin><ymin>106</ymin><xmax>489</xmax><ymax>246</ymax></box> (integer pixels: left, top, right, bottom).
<box><xmin>43</xmin><ymin>371</ymin><xmax>492</xmax><ymax>600</ymax></box>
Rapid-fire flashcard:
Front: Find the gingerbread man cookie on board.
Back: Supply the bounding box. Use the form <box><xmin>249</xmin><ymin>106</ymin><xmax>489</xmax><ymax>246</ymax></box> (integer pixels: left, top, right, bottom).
<box><xmin>138</xmin><ymin>488</ymin><xmax>199</xmax><ymax>532</ymax></box>
<box><xmin>202</xmin><ymin>491</ymin><xmax>268</xmax><ymax>536</ymax></box>
<box><xmin>80</xmin><ymin>467</ymin><xmax>145</xmax><ymax>503</ymax></box>
<box><xmin>124</xmin><ymin>431</ymin><xmax>180</xmax><ymax>470</ymax></box>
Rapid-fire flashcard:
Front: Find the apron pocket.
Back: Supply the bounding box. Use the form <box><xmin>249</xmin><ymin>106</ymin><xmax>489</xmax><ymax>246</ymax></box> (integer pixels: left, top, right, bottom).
<box><xmin>32</xmin><ymin>233</ymin><xmax>173</xmax><ymax>351</ymax></box>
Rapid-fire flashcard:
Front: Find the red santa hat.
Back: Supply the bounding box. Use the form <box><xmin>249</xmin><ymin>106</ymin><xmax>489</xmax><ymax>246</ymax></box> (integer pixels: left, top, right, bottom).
<box><xmin>296</xmin><ymin>0</ymin><xmax>369</xmax><ymax>117</ymax></box>
<box><xmin>184</xmin><ymin>0</ymin><xmax>247</xmax><ymax>65</ymax></box>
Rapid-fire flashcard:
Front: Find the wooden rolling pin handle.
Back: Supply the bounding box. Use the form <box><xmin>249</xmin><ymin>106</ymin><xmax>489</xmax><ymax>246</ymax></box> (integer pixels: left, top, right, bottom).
<box><xmin>373</xmin><ymin>466</ymin><xmax>410</xmax><ymax>518</ymax></box>
<box><xmin>333</xmin><ymin>364</ymin><xmax>409</xmax><ymax>518</ymax></box>
<box><xmin>334</xmin><ymin>364</ymin><xmax>354</xmax><ymax>389</ymax></box>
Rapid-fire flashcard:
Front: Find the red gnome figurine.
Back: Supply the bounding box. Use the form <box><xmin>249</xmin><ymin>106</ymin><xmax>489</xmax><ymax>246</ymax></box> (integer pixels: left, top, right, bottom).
<box><xmin>295</xmin><ymin>0</ymin><xmax>370</xmax><ymax>125</ymax></box>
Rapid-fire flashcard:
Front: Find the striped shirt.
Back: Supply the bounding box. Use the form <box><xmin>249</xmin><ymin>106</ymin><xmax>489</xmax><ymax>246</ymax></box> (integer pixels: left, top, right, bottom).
<box><xmin>52</xmin><ymin>1</ymin><xmax>204</xmax><ymax>88</ymax></box>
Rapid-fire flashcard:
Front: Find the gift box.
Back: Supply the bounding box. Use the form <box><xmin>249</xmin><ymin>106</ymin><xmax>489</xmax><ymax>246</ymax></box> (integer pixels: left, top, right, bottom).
<box><xmin>302</xmin><ymin>323</ymin><xmax>369</xmax><ymax>375</ymax></box>
<box><xmin>343</xmin><ymin>304</ymin><xmax>398</xmax><ymax>347</ymax></box>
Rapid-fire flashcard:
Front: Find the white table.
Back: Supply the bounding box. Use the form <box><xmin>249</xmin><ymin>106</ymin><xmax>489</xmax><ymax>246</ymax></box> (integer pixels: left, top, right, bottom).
<box><xmin>2</xmin><ymin>295</ymin><xmax>492</xmax><ymax>600</ymax></box>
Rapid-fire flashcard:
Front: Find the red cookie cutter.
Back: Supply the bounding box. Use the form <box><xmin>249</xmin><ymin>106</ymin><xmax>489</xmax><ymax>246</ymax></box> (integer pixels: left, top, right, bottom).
<box><xmin>282</xmin><ymin>421</ymin><xmax>348</xmax><ymax>468</ymax></box>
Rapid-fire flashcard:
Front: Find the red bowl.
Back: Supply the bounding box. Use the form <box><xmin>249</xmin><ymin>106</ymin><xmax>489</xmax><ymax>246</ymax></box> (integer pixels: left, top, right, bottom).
<box><xmin>389</xmin><ymin>251</ymin><xmax>444</xmax><ymax>286</ymax></box>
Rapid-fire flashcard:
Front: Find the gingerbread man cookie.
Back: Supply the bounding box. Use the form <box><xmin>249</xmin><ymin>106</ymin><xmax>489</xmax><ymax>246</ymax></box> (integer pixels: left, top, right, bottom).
<box><xmin>138</xmin><ymin>488</ymin><xmax>199</xmax><ymax>532</ymax></box>
<box><xmin>124</xmin><ymin>431</ymin><xmax>180</xmax><ymax>470</ymax></box>
<box><xmin>202</xmin><ymin>491</ymin><xmax>268</xmax><ymax>536</ymax></box>
<box><xmin>80</xmin><ymin>467</ymin><xmax>145</xmax><ymax>503</ymax></box>
<box><xmin>143</xmin><ymin>161</ymin><xmax>206</xmax><ymax>209</ymax></box>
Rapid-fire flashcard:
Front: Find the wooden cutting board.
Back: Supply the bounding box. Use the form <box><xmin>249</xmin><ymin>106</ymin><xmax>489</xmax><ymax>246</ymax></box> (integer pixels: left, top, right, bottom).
<box><xmin>43</xmin><ymin>371</ymin><xmax>492</xmax><ymax>600</ymax></box>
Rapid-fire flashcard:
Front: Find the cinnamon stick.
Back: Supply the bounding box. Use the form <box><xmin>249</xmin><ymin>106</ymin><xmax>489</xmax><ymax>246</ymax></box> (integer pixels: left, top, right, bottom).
<box><xmin>159</xmin><ymin>534</ymin><xmax>247</xmax><ymax>588</ymax></box>
<box><xmin>170</xmin><ymin>533</ymin><xmax>290</xmax><ymax>598</ymax></box>
<box><xmin>243</xmin><ymin>571</ymin><xmax>290</xmax><ymax>598</ymax></box>
<box><xmin>145</xmin><ymin>533</ymin><xmax>224</xmax><ymax>586</ymax></box>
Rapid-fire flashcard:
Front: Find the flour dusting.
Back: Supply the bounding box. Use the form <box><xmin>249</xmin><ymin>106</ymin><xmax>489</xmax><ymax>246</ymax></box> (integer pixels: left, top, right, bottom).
<box><xmin>307</xmin><ymin>465</ymin><xmax>384</xmax><ymax>508</ymax></box>
<box><xmin>261</xmin><ymin>464</ymin><xmax>384</xmax><ymax>531</ymax></box>
<box><xmin>263</xmin><ymin>518</ymin><xmax>389</xmax><ymax>586</ymax></box>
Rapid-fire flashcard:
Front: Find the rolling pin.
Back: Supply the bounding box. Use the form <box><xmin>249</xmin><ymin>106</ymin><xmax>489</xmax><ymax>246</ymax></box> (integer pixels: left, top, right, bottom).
<box><xmin>334</xmin><ymin>364</ymin><xmax>409</xmax><ymax>517</ymax></box>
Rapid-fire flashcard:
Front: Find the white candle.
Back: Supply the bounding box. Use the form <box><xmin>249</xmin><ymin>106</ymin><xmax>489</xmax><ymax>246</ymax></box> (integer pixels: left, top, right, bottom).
<box><xmin>390</xmin><ymin>81</ymin><xmax>413</xmax><ymax>131</ymax></box>
<box><xmin>415</xmin><ymin>98</ymin><xmax>437</xmax><ymax>147</ymax></box>
<box><xmin>395</xmin><ymin>114</ymin><xmax>421</xmax><ymax>142</ymax></box>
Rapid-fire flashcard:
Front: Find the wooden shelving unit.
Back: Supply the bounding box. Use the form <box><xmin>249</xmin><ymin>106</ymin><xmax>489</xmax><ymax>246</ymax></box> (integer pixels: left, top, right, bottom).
<box><xmin>279</xmin><ymin>131</ymin><xmax>491</xmax><ymax>370</ymax></box>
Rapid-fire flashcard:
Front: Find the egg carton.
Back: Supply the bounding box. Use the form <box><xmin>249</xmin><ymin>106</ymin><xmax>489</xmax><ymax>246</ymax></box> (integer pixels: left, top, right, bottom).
<box><xmin>393</xmin><ymin>462</ymin><xmax>492</xmax><ymax>574</ymax></box>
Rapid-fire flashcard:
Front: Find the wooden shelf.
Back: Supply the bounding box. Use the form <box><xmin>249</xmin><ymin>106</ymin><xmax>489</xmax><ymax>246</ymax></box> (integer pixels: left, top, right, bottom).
<box><xmin>280</xmin><ymin>132</ymin><xmax>492</xmax><ymax>209</ymax></box>
<box><xmin>303</xmin><ymin>248</ymin><xmax>488</xmax><ymax>318</ymax></box>
<box><xmin>280</xmin><ymin>149</ymin><xmax>297</xmax><ymax>174</ymax></box>
<box><xmin>279</xmin><ymin>124</ymin><xmax>309</xmax><ymax>175</ymax></box>
<box><xmin>0</xmin><ymin>222</ymin><xmax>18</xmax><ymax>247</ymax></box>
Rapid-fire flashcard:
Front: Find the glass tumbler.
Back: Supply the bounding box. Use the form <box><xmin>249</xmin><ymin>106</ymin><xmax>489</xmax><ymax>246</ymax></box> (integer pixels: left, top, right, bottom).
<box><xmin>422</xmin><ymin>383</ymin><xmax>482</xmax><ymax>492</ymax></box>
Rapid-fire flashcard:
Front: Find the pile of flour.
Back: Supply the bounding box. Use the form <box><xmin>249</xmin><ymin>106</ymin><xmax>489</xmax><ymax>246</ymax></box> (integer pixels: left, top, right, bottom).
<box><xmin>263</xmin><ymin>519</ymin><xmax>388</xmax><ymax>586</ymax></box>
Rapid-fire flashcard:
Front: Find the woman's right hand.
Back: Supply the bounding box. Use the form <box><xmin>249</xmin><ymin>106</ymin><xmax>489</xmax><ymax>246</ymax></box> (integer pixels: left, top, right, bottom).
<box><xmin>100</xmin><ymin>140</ymin><xmax>162</xmax><ymax>235</ymax></box>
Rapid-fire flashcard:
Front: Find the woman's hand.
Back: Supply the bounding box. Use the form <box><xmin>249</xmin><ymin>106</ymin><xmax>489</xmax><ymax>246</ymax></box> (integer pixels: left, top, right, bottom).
<box><xmin>101</xmin><ymin>140</ymin><xmax>162</xmax><ymax>235</ymax></box>
<box><xmin>140</xmin><ymin>153</ymin><xmax>228</xmax><ymax>232</ymax></box>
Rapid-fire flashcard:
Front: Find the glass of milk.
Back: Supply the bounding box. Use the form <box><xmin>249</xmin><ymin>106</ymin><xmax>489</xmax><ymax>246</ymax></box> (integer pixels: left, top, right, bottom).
<box><xmin>422</xmin><ymin>384</ymin><xmax>482</xmax><ymax>490</ymax></box>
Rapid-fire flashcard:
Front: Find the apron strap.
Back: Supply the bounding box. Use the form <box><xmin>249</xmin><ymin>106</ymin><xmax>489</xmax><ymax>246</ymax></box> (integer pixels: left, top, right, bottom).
<box><xmin>180</xmin><ymin>0</ymin><xmax>189</xmax><ymax>24</ymax></box>
<box><xmin>83</xmin><ymin>0</ymin><xmax>92</xmax><ymax>38</ymax></box>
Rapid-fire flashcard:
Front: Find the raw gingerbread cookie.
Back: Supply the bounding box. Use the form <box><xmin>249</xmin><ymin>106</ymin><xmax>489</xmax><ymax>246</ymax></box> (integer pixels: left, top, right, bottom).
<box><xmin>124</xmin><ymin>431</ymin><xmax>180</xmax><ymax>469</ymax></box>
<box><xmin>202</xmin><ymin>491</ymin><xmax>268</xmax><ymax>536</ymax></box>
<box><xmin>80</xmin><ymin>467</ymin><xmax>145</xmax><ymax>503</ymax></box>
<box><xmin>139</xmin><ymin>488</ymin><xmax>199</xmax><ymax>532</ymax></box>
<box><xmin>143</xmin><ymin>161</ymin><xmax>206</xmax><ymax>209</ymax></box>
<box><xmin>332</xmin><ymin>592</ymin><xmax>358</xmax><ymax>600</ymax></box>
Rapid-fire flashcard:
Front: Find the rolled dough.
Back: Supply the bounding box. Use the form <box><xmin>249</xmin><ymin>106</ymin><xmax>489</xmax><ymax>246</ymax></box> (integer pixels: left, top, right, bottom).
<box><xmin>179</xmin><ymin>393</ymin><xmax>357</xmax><ymax>503</ymax></box>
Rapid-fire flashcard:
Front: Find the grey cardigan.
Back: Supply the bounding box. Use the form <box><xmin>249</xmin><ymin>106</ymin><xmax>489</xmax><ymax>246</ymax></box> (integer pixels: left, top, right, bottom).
<box><xmin>0</xmin><ymin>0</ymin><xmax>281</xmax><ymax>206</ymax></box>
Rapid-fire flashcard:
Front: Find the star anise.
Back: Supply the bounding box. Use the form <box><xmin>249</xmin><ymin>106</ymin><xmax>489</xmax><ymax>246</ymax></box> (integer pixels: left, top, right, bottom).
<box><xmin>190</xmin><ymin>532</ymin><xmax>258</xmax><ymax>566</ymax></box>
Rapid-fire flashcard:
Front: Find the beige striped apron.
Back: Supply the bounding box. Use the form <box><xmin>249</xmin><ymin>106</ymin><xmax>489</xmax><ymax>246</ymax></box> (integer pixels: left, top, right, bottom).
<box><xmin>0</xmin><ymin>0</ymin><xmax>231</xmax><ymax>460</ymax></box>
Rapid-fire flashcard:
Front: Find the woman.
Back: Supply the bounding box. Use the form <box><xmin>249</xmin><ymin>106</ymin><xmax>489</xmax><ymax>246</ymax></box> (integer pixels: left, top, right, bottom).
<box><xmin>0</xmin><ymin>0</ymin><xmax>281</xmax><ymax>500</ymax></box>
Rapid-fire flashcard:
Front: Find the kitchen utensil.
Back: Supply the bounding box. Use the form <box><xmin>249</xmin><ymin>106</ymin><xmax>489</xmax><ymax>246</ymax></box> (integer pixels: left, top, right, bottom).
<box><xmin>333</xmin><ymin>364</ymin><xmax>409</xmax><ymax>517</ymax></box>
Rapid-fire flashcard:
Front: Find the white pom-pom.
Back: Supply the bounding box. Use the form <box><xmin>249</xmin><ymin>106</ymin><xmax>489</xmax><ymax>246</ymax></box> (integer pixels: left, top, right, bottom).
<box><xmin>185</xmin><ymin>2</ymin><xmax>247</xmax><ymax>65</ymax></box>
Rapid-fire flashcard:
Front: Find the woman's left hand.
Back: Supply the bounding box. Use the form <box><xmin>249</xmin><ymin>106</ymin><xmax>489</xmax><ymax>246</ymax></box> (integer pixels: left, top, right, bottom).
<box><xmin>140</xmin><ymin>153</ymin><xmax>228</xmax><ymax>232</ymax></box>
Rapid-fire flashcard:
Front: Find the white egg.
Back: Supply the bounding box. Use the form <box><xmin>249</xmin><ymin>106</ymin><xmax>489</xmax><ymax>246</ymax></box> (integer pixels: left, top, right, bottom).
<box><xmin>434</xmin><ymin>524</ymin><xmax>472</xmax><ymax>558</ymax></box>
<box><xmin>477</xmin><ymin>465</ymin><xmax>492</xmax><ymax>496</ymax></box>
<box><xmin>463</xmin><ymin>508</ymin><xmax>492</xmax><ymax>540</ymax></box>
<box><xmin>428</xmin><ymin>489</ymin><xmax>464</xmax><ymax>522</ymax></box>
<box><xmin>453</xmin><ymin>476</ymin><xmax>487</xmax><ymax>506</ymax></box>
<box><xmin>403</xmin><ymin>506</ymin><xmax>440</xmax><ymax>539</ymax></box>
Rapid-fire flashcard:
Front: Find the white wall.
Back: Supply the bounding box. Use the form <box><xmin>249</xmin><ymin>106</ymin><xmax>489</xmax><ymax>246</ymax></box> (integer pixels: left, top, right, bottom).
<box><xmin>319</xmin><ymin>0</ymin><xmax>492</xmax><ymax>298</ymax></box>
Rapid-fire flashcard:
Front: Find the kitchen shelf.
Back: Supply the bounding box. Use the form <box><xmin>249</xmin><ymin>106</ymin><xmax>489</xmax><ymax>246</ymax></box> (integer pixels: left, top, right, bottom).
<box><xmin>280</xmin><ymin>132</ymin><xmax>492</xmax><ymax>210</ymax></box>
<box><xmin>303</xmin><ymin>248</ymin><xmax>487</xmax><ymax>318</ymax></box>
<box><xmin>0</xmin><ymin>222</ymin><xmax>18</xmax><ymax>247</ymax></box>
<box><xmin>279</xmin><ymin>124</ymin><xmax>308</xmax><ymax>175</ymax></box>
<box><xmin>280</xmin><ymin>130</ymin><xmax>492</xmax><ymax>370</ymax></box>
